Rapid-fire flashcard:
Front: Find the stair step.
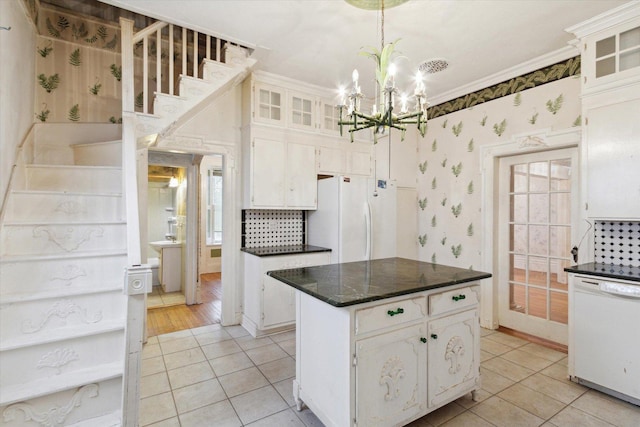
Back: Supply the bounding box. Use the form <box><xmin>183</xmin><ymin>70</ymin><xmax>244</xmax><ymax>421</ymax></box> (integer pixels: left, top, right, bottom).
<box><xmin>0</xmin><ymin>367</ymin><xmax>122</xmax><ymax>407</ymax></box>
<box><xmin>0</xmin><ymin>283</ymin><xmax>123</xmax><ymax>304</ymax></box>
<box><xmin>1</xmin><ymin>222</ymin><xmax>127</xmax><ymax>257</ymax></box>
<box><xmin>72</xmin><ymin>140</ymin><xmax>122</xmax><ymax>167</ymax></box>
<box><xmin>201</xmin><ymin>58</ymin><xmax>241</xmax><ymax>83</ymax></box>
<box><xmin>25</xmin><ymin>164</ymin><xmax>121</xmax><ymax>193</ymax></box>
<box><xmin>1</xmin><ymin>290</ymin><xmax>126</xmax><ymax>351</ymax></box>
<box><xmin>67</xmin><ymin>410</ymin><xmax>122</xmax><ymax>427</ymax></box>
<box><xmin>0</xmin><ymin>329</ymin><xmax>124</xmax><ymax>406</ymax></box>
<box><xmin>4</xmin><ymin>190</ymin><xmax>123</xmax><ymax>222</ymax></box>
<box><xmin>153</xmin><ymin>92</ymin><xmax>190</xmax><ymax>119</ymax></box>
<box><xmin>179</xmin><ymin>74</ymin><xmax>214</xmax><ymax>98</ymax></box>
<box><xmin>0</xmin><ymin>250</ymin><xmax>126</xmax><ymax>299</ymax></box>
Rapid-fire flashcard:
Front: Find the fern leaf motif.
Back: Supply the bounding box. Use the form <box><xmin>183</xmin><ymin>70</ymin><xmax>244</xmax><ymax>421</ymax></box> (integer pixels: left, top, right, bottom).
<box><xmin>97</xmin><ymin>25</ymin><xmax>108</xmax><ymax>41</ymax></box>
<box><xmin>451</xmin><ymin>121</ymin><xmax>463</xmax><ymax>137</ymax></box>
<box><xmin>513</xmin><ymin>93</ymin><xmax>522</xmax><ymax>106</ymax></box>
<box><xmin>72</xmin><ymin>22</ymin><xmax>88</xmax><ymax>40</ymax></box>
<box><xmin>451</xmin><ymin>244</ymin><xmax>462</xmax><ymax>258</ymax></box>
<box><xmin>57</xmin><ymin>15</ymin><xmax>70</xmax><ymax>31</ymax></box>
<box><xmin>418</xmin><ymin>197</ymin><xmax>427</xmax><ymax>211</ymax></box>
<box><xmin>431</xmin><ymin>177</ymin><xmax>437</xmax><ymax>190</ymax></box>
<box><xmin>109</xmin><ymin>116</ymin><xmax>123</xmax><ymax>124</ymax></box>
<box><xmin>451</xmin><ymin>162</ymin><xmax>462</xmax><ymax>177</ymax></box>
<box><xmin>68</xmin><ymin>104</ymin><xmax>80</xmax><ymax>122</ymax></box>
<box><xmin>493</xmin><ymin>119</ymin><xmax>507</xmax><ymax>137</ymax></box>
<box><xmin>110</xmin><ymin>64</ymin><xmax>122</xmax><ymax>81</ymax></box>
<box><xmin>467</xmin><ymin>181</ymin><xmax>474</xmax><ymax>195</ymax></box>
<box><xmin>104</xmin><ymin>35</ymin><xmax>118</xmax><ymax>50</ymax></box>
<box><xmin>467</xmin><ymin>223</ymin><xmax>474</xmax><ymax>237</ymax></box>
<box><xmin>546</xmin><ymin>94</ymin><xmax>564</xmax><ymax>115</ymax></box>
<box><xmin>135</xmin><ymin>92</ymin><xmax>144</xmax><ymax>109</ymax></box>
<box><xmin>431</xmin><ymin>139</ymin><xmax>437</xmax><ymax>152</ymax></box>
<box><xmin>85</xmin><ymin>34</ymin><xmax>98</xmax><ymax>44</ymax></box>
<box><xmin>441</xmin><ymin>158</ymin><xmax>447</xmax><ymax>168</ymax></box>
<box><xmin>529</xmin><ymin>112</ymin><xmax>539</xmax><ymax>125</ymax></box>
<box><xmin>418</xmin><ymin>234</ymin><xmax>427</xmax><ymax>247</ymax></box>
<box><xmin>38</xmin><ymin>42</ymin><xmax>53</xmax><ymax>58</ymax></box>
<box><xmin>467</xmin><ymin>138</ymin><xmax>474</xmax><ymax>152</ymax></box>
<box><xmin>69</xmin><ymin>48</ymin><xmax>81</xmax><ymax>66</ymax></box>
<box><xmin>573</xmin><ymin>115</ymin><xmax>581</xmax><ymax>127</ymax></box>
<box><xmin>36</xmin><ymin>107</ymin><xmax>50</xmax><ymax>122</ymax></box>
<box><xmin>451</xmin><ymin>203</ymin><xmax>462</xmax><ymax>218</ymax></box>
<box><xmin>441</xmin><ymin>236</ymin><xmax>447</xmax><ymax>246</ymax></box>
<box><xmin>441</xmin><ymin>197</ymin><xmax>447</xmax><ymax>207</ymax></box>
<box><xmin>38</xmin><ymin>73</ymin><xmax>60</xmax><ymax>93</ymax></box>
<box><xmin>431</xmin><ymin>253</ymin><xmax>437</xmax><ymax>264</ymax></box>
<box><xmin>480</xmin><ymin>115</ymin><xmax>487</xmax><ymax>126</ymax></box>
<box><xmin>418</xmin><ymin>160</ymin><xmax>427</xmax><ymax>174</ymax></box>
<box><xmin>46</xmin><ymin>17</ymin><xmax>60</xmax><ymax>38</ymax></box>
<box><xmin>431</xmin><ymin>215</ymin><xmax>437</xmax><ymax>228</ymax></box>
<box><xmin>89</xmin><ymin>80</ymin><xmax>101</xmax><ymax>95</ymax></box>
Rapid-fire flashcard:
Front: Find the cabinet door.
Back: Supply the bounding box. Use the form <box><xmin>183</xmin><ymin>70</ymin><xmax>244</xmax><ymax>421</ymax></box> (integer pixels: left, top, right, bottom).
<box><xmin>586</xmin><ymin>98</ymin><xmax>640</xmax><ymax>218</ymax></box>
<box><xmin>251</xmin><ymin>138</ymin><xmax>285</xmax><ymax>207</ymax></box>
<box><xmin>348</xmin><ymin>150</ymin><xmax>372</xmax><ymax>176</ymax></box>
<box><xmin>355</xmin><ymin>323</ymin><xmax>427</xmax><ymax>426</ymax></box>
<box><xmin>255</xmin><ymin>84</ymin><xmax>284</xmax><ymax>126</ymax></box>
<box><xmin>427</xmin><ymin>309</ymin><xmax>479</xmax><ymax>408</ymax></box>
<box><xmin>288</xmin><ymin>92</ymin><xmax>315</xmax><ymax>130</ymax></box>
<box><xmin>262</xmin><ymin>275</ymin><xmax>295</xmax><ymax>328</ymax></box>
<box><xmin>286</xmin><ymin>143</ymin><xmax>317</xmax><ymax>209</ymax></box>
<box><xmin>317</xmin><ymin>146</ymin><xmax>345</xmax><ymax>175</ymax></box>
<box><xmin>319</xmin><ymin>99</ymin><xmax>340</xmax><ymax>135</ymax></box>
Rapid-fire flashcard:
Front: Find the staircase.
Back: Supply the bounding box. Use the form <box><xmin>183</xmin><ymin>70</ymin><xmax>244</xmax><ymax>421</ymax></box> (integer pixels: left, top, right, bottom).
<box><xmin>0</xmin><ymin>15</ymin><xmax>255</xmax><ymax>427</ymax></box>
<box><xmin>0</xmin><ymin>124</ymin><xmax>126</xmax><ymax>426</ymax></box>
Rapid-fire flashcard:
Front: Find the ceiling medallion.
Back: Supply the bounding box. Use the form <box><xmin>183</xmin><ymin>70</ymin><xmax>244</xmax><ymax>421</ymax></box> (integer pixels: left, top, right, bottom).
<box><xmin>338</xmin><ymin>0</ymin><xmax>446</xmax><ymax>142</ymax></box>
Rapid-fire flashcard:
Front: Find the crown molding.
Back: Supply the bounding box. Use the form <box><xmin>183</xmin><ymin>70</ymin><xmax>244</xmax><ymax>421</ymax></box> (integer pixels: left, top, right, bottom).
<box><xmin>565</xmin><ymin>1</ymin><xmax>640</xmax><ymax>39</ymax></box>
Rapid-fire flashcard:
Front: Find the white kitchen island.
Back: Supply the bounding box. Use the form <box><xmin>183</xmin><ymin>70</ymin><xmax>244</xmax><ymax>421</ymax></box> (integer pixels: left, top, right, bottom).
<box><xmin>267</xmin><ymin>258</ymin><xmax>492</xmax><ymax>427</ymax></box>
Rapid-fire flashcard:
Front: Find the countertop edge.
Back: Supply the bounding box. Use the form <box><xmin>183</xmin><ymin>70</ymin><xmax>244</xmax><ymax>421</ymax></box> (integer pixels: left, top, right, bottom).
<box><xmin>268</xmin><ymin>271</ymin><xmax>492</xmax><ymax>307</ymax></box>
<box><xmin>240</xmin><ymin>245</ymin><xmax>332</xmax><ymax>257</ymax></box>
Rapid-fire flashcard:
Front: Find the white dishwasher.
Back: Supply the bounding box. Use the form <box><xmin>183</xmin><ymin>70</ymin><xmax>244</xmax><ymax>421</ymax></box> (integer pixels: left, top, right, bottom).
<box><xmin>569</xmin><ymin>275</ymin><xmax>640</xmax><ymax>406</ymax></box>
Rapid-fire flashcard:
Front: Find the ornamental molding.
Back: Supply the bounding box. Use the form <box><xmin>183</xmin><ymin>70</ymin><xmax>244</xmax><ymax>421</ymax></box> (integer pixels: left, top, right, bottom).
<box><xmin>36</xmin><ymin>347</ymin><xmax>79</xmax><ymax>374</ymax></box>
<box><xmin>22</xmin><ymin>299</ymin><xmax>103</xmax><ymax>334</ymax></box>
<box><xmin>445</xmin><ymin>336</ymin><xmax>465</xmax><ymax>374</ymax></box>
<box><xmin>379</xmin><ymin>356</ymin><xmax>406</xmax><ymax>402</ymax></box>
<box><xmin>32</xmin><ymin>226</ymin><xmax>104</xmax><ymax>252</ymax></box>
<box><xmin>2</xmin><ymin>384</ymin><xmax>99</xmax><ymax>427</ymax></box>
<box><xmin>49</xmin><ymin>264</ymin><xmax>87</xmax><ymax>286</ymax></box>
<box><xmin>54</xmin><ymin>200</ymin><xmax>85</xmax><ymax>216</ymax></box>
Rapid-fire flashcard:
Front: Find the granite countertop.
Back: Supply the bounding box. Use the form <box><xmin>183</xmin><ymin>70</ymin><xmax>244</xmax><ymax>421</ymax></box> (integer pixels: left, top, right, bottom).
<box><xmin>241</xmin><ymin>244</ymin><xmax>331</xmax><ymax>257</ymax></box>
<box><xmin>564</xmin><ymin>262</ymin><xmax>640</xmax><ymax>283</ymax></box>
<box><xmin>267</xmin><ymin>257</ymin><xmax>492</xmax><ymax>307</ymax></box>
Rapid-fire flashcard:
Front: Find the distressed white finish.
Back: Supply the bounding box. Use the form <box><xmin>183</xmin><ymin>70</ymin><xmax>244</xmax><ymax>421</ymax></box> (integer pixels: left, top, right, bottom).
<box><xmin>0</xmin><ymin>125</ymin><xmax>127</xmax><ymax>424</ymax></box>
<box><xmin>293</xmin><ymin>283</ymin><xmax>480</xmax><ymax>427</ymax></box>
<box><xmin>242</xmin><ymin>251</ymin><xmax>331</xmax><ymax>337</ymax></box>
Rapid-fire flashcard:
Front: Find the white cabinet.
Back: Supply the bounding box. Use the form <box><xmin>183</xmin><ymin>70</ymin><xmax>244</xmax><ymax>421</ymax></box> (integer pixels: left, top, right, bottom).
<box><xmin>242</xmin><ymin>251</ymin><xmax>331</xmax><ymax>337</ymax></box>
<box><xmin>568</xmin><ymin>4</ymin><xmax>640</xmax><ymax>219</ymax></box>
<box><xmin>584</xmin><ymin>97</ymin><xmax>640</xmax><ymax>218</ymax></box>
<box><xmin>317</xmin><ymin>144</ymin><xmax>372</xmax><ymax>177</ymax></box>
<box><xmin>294</xmin><ymin>284</ymin><xmax>481</xmax><ymax>427</ymax></box>
<box><xmin>245</xmin><ymin>138</ymin><xmax>317</xmax><ymax>209</ymax></box>
<box><xmin>288</xmin><ymin>91</ymin><xmax>316</xmax><ymax>130</ymax></box>
<box><xmin>254</xmin><ymin>83</ymin><xmax>285</xmax><ymax>126</ymax></box>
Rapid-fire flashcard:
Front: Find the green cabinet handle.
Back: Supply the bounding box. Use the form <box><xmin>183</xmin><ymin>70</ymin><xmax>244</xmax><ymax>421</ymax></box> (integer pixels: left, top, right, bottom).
<box><xmin>387</xmin><ymin>308</ymin><xmax>404</xmax><ymax>316</ymax></box>
<box><xmin>431</xmin><ymin>334</ymin><xmax>438</xmax><ymax>339</ymax></box>
<box><xmin>452</xmin><ymin>294</ymin><xmax>466</xmax><ymax>301</ymax></box>
<box><xmin>420</xmin><ymin>337</ymin><xmax>427</xmax><ymax>343</ymax></box>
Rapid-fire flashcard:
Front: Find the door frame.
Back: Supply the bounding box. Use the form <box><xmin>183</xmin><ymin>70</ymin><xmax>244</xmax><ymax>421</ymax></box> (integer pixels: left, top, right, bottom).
<box><xmin>480</xmin><ymin>127</ymin><xmax>581</xmax><ymax>330</ymax></box>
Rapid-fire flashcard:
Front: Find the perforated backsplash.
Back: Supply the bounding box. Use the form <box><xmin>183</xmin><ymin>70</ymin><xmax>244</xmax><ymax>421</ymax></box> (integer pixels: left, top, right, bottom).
<box><xmin>242</xmin><ymin>210</ymin><xmax>305</xmax><ymax>248</ymax></box>
<box><xmin>594</xmin><ymin>221</ymin><xmax>640</xmax><ymax>267</ymax></box>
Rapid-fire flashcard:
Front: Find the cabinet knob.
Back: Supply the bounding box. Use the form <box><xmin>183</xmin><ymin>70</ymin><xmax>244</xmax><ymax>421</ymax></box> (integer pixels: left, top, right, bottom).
<box><xmin>420</xmin><ymin>337</ymin><xmax>427</xmax><ymax>343</ymax></box>
<box><xmin>431</xmin><ymin>334</ymin><xmax>438</xmax><ymax>340</ymax></box>
<box><xmin>387</xmin><ymin>308</ymin><xmax>404</xmax><ymax>316</ymax></box>
<box><xmin>452</xmin><ymin>294</ymin><xmax>466</xmax><ymax>301</ymax></box>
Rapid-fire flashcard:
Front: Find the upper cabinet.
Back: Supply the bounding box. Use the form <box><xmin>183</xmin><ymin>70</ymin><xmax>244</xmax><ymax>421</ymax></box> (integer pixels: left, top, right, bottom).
<box><xmin>569</xmin><ymin>3</ymin><xmax>640</xmax><ymax>94</ymax></box>
<box><xmin>254</xmin><ymin>83</ymin><xmax>284</xmax><ymax>126</ymax></box>
<box><xmin>567</xmin><ymin>3</ymin><xmax>640</xmax><ymax>219</ymax></box>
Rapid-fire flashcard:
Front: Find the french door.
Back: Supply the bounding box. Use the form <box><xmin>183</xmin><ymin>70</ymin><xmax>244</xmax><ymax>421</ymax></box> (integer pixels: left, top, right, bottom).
<box><xmin>497</xmin><ymin>148</ymin><xmax>577</xmax><ymax>345</ymax></box>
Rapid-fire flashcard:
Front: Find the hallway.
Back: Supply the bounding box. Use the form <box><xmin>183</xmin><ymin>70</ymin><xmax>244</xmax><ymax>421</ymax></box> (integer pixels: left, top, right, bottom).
<box><xmin>147</xmin><ymin>273</ymin><xmax>222</xmax><ymax>337</ymax></box>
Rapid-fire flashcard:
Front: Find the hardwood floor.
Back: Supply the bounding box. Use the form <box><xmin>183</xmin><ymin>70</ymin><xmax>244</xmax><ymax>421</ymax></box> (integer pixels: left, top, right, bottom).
<box><xmin>146</xmin><ymin>273</ymin><xmax>222</xmax><ymax>337</ymax></box>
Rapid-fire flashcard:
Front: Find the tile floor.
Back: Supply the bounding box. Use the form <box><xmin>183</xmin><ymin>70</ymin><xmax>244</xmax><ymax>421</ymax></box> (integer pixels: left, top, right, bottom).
<box><xmin>140</xmin><ymin>325</ymin><xmax>640</xmax><ymax>427</ymax></box>
<box><xmin>147</xmin><ymin>285</ymin><xmax>186</xmax><ymax>309</ymax></box>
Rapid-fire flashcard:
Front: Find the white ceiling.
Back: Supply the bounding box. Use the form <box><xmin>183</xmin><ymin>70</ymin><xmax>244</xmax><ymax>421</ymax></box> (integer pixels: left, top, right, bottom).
<box><xmin>99</xmin><ymin>0</ymin><xmax>628</xmax><ymax>104</ymax></box>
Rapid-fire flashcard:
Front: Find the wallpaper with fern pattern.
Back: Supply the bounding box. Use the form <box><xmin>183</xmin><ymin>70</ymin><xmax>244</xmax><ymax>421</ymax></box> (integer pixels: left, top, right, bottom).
<box><xmin>417</xmin><ymin>75</ymin><xmax>581</xmax><ymax>270</ymax></box>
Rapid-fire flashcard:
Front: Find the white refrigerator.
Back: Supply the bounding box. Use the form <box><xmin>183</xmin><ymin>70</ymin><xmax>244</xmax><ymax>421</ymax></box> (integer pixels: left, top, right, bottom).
<box><xmin>308</xmin><ymin>176</ymin><xmax>397</xmax><ymax>264</ymax></box>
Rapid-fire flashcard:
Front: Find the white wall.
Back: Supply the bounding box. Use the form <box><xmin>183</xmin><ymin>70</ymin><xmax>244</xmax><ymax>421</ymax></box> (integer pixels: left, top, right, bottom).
<box><xmin>0</xmin><ymin>0</ymin><xmax>36</xmax><ymax>207</ymax></box>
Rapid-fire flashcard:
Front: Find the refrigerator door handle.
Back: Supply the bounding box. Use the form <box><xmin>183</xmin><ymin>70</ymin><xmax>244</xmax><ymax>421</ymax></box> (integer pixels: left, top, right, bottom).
<box><xmin>365</xmin><ymin>201</ymin><xmax>372</xmax><ymax>260</ymax></box>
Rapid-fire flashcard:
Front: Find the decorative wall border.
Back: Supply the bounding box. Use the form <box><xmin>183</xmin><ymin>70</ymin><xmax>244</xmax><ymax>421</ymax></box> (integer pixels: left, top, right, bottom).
<box><xmin>428</xmin><ymin>56</ymin><xmax>581</xmax><ymax>119</ymax></box>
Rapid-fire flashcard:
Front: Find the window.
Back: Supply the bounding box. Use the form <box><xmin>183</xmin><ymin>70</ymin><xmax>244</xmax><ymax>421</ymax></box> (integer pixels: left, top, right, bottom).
<box><xmin>206</xmin><ymin>168</ymin><xmax>223</xmax><ymax>245</ymax></box>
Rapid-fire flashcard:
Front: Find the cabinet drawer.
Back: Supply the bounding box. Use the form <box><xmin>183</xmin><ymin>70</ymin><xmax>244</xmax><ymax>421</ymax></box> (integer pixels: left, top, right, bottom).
<box><xmin>429</xmin><ymin>285</ymin><xmax>479</xmax><ymax>316</ymax></box>
<box><xmin>262</xmin><ymin>252</ymin><xmax>331</xmax><ymax>272</ymax></box>
<box><xmin>355</xmin><ymin>296</ymin><xmax>426</xmax><ymax>336</ymax></box>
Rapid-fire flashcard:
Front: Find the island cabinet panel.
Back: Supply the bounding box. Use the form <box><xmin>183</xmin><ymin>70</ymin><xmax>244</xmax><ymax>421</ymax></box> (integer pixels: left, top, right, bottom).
<box><xmin>293</xmin><ymin>283</ymin><xmax>482</xmax><ymax>427</ymax></box>
<box><xmin>355</xmin><ymin>323</ymin><xmax>427</xmax><ymax>426</ymax></box>
<box><xmin>427</xmin><ymin>309</ymin><xmax>479</xmax><ymax>408</ymax></box>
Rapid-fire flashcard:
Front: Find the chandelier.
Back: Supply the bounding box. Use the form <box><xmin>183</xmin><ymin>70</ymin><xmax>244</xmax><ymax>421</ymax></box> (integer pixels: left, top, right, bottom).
<box><xmin>338</xmin><ymin>0</ymin><xmax>443</xmax><ymax>143</ymax></box>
